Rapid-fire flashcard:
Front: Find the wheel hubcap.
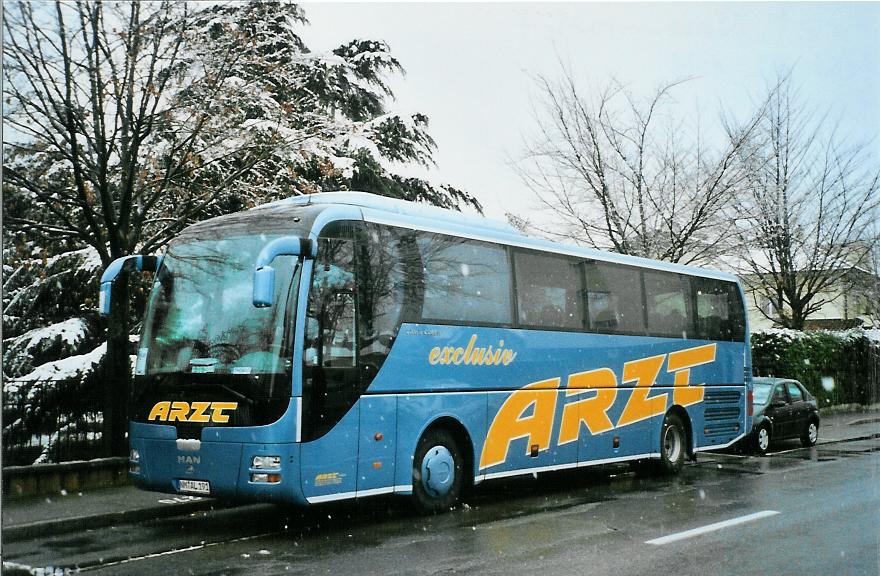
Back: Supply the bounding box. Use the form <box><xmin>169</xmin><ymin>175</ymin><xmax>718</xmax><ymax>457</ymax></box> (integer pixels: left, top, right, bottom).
<box><xmin>808</xmin><ymin>423</ymin><xmax>818</xmax><ymax>443</ymax></box>
<box><xmin>664</xmin><ymin>425</ymin><xmax>682</xmax><ymax>462</ymax></box>
<box><xmin>758</xmin><ymin>428</ymin><xmax>769</xmax><ymax>451</ymax></box>
<box><xmin>421</xmin><ymin>445</ymin><xmax>454</xmax><ymax>498</ymax></box>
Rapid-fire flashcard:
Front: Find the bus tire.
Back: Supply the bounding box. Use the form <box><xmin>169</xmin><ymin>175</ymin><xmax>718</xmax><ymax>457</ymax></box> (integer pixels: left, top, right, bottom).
<box><xmin>658</xmin><ymin>412</ymin><xmax>686</xmax><ymax>475</ymax></box>
<box><xmin>412</xmin><ymin>428</ymin><xmax>464</xmax><ymax>514</ymax></box>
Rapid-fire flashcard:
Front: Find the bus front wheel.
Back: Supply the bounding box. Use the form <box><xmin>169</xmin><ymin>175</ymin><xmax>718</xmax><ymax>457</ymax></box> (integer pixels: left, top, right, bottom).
<box><xmin>412</xmin><ymin>428</ymin><xmax>464</xmax><ymax>514</ymax></box>
<box><xmin>658</xmin><ymin>412</ymin><xmax>686</xmax><ymax>475</ymax></box>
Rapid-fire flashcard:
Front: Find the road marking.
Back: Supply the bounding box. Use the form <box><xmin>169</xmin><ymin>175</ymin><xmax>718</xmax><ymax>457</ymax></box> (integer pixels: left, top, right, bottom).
<box><xmin>646</xmin><ymin>510</ymin><xmax>780</xmax><ymax>545</ymax></box>
<box><xmin>79</xmin><ymin>532</ymin><xmax>274</xmax><ymax>571</ymax></box>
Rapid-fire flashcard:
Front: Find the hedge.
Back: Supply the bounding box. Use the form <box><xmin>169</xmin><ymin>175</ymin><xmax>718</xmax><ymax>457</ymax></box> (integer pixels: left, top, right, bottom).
<box><xmin>750</xmin><ymin>329</ymin><xmax>880</xmax><ymax>408</ymax></box>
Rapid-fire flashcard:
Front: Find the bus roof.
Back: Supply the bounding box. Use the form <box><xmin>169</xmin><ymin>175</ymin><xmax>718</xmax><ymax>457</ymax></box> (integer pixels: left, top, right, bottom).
<box><xmin>251</xmin><ymin>191</ymin><xmax>740</xmax><ymax>284</ymax></box>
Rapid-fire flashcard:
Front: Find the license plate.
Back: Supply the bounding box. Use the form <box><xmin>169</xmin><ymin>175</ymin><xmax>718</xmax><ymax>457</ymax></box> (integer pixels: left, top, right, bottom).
<box><xmin>178</xmin><ymin>479</ymin><xmax>210</xmax><ymax>495</ymax></box>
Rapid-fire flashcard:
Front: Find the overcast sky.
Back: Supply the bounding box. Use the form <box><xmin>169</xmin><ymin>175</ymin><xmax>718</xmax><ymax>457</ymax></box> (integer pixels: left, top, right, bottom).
<box><xmin>299</xmin><ymin>2</ymin><xmax>880</xmax><ymax>220</ymax></box>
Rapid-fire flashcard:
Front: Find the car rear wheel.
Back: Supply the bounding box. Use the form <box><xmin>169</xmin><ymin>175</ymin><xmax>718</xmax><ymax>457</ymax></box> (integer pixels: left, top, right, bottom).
<box><xmin>754</xmin><ymin>424</ymin><xmax>771</xmax><ymax>455</ymax></box>
<box><xmin>801</xmin><ymin>420</ymin><xmax>819</xmax><ymax>447</ymax></box>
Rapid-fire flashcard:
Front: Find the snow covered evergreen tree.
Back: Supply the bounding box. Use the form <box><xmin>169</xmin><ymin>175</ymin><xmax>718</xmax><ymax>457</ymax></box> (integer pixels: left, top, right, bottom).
<box><xmin>3</xmin><ymin>0</ymin><xmax>479</xmax><ymax>459</ymax></box>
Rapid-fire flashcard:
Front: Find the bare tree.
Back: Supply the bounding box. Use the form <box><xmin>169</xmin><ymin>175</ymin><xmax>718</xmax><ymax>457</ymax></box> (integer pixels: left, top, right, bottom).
<box><xmin>731</xmin><ymin>77</ymin><xmax>880</xmax><ymax>330</ymax></box>
<box><xmin>515</xmin><ymin>70</ymin><xmax>761</xmax><ymax>265</ymax></box>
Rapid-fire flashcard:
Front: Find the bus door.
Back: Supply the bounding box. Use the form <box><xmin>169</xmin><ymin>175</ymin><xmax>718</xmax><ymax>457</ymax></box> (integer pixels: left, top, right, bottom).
<box><xmin>301</xmin><ymin>237</ymin><xmax>362</xmax><ymax>500</ymax></box>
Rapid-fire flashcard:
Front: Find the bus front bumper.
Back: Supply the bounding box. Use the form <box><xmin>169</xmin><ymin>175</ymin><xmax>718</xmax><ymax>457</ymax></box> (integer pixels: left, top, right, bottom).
<box><xmin>129</xmin><ymin>424</ymin><xmax>305</xmax><ymax>505</ymax></box>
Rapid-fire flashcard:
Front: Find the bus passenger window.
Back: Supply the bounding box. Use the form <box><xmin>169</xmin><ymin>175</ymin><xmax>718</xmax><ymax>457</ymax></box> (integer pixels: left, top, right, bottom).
<box><xmin>417</xmin><ymin>233</ymin><xmax>511</xmax><ymax>325</ymax></box>
<box><xmin>644</xmin><ymin>271</ymin><xmax>692</xmax><ymax>338</ymax></box>
<box><xmin>584</xmin><ymin>261</ymin><xmax>646</xmax><ymax>335</ymax></box>
<box><xmin>514</xmin><ymin>251</ymin><xmax>584</xmax><ymax>330</ymax></box>
<box><xmin>693</xmin><ymin>278</ymin><xmax>744</xmax><ymax>341</ymax></box>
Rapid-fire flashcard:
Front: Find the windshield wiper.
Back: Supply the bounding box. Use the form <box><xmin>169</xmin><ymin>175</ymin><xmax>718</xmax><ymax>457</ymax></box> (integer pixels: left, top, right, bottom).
<box><xmin>216</xmin><ymin>383</ymin><xmax>256</xmax><ymax>405</ymax></box>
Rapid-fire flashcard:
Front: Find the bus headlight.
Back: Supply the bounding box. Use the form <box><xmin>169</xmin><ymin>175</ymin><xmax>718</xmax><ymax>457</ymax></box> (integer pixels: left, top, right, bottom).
<box><xmin>130</xmin><ymin>449</ymin><xmax>140</xmax><ymax>462</ymax></box>
<box><xmin>252</xmin><ymin>455</ymin><xmax>281</xmax><ymax>469</ymax></box>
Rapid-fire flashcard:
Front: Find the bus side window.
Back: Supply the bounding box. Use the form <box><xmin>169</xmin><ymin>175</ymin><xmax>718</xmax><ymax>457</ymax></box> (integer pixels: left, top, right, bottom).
<box><xmin>320</xmin><ymin>290</ymin><xmax>356</xmax><ymax>368</ymax></box>
<box><xmin>584</xmin><ymin>261</ymin><xmax>646</xmax><ymax>335</ymax></box>
<box><xmin>514</xmin><ymin>250</ymin><xmax>585</xmax><ymax>330</ymax></box>
<box><xmin>358</xmin><ymin>224</ymin><xmax>409</xmax><ymax>382</ymax></box>
<box><xmin>305</xmin><ymin>238</ymin><xmax>356</xmax><ymax>367</ymax></box>
<box><xmin>726</xmin><ymin>283</ymin><xmax>746</xmax><ymax>342</ymax></box>
<box><xmin>302</xmin><ymin>234</ymin><xmax>360</xmax><ymax>441</ymax></box>
<box><xmin>644</xmin><ymin>270</ymin><xmax>693</xmax><ymax>338</ymax></box>
<box><xmin>417</xmin><ymin>233</ymin><xmax>511</xmax><ymax>325</ymax></box>
<box><xmin>694</xmin><ymin>278</ymin><xmax>744</xmax><ymax>341</ymax></box>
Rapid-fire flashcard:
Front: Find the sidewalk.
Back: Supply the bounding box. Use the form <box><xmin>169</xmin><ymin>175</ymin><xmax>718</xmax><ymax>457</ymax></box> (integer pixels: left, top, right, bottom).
<box><xmin>2</xmin><ymin>484</ymin><xmax>228</xmax><ymax>542</ymax></box>
<box><xmin>2</xmin><ymin>408</ymin><xmax>877</xmax><ymax>542</ymax></box>
<box><xmin>815</xmin><ymin>407</ymin><xmax>880</xmax><ymax>444</ymax></box>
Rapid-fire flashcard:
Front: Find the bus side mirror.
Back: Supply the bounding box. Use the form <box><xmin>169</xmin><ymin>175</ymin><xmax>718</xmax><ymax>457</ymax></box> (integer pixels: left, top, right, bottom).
<box><xmin>99</xmin><ymin>255</ymin><xmax>161</xmax><ymax>316</ymax></box>
<box><xmin>253</xmin><ymin>236</ymin><xmax>315</xmax><ymax>308</ymax></box>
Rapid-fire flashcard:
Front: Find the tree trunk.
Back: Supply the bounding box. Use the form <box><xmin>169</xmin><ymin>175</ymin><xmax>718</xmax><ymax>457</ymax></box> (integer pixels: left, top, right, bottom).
<box><xmin>103</xmin><ymin>279</ymin><xmax>132</xmax><ymax>456</ymax></box>
<box><xmin>789</xmin><ymin>305</ymin><xmax>807</xmax><ymax>331</ymax></box>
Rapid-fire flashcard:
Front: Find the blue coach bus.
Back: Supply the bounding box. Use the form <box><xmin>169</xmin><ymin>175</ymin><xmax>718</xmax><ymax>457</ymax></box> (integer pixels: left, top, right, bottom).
<box><xmin>101</xmin><ymin>192</ymin><xmax>751</xmax><ymax>512</ymax></box>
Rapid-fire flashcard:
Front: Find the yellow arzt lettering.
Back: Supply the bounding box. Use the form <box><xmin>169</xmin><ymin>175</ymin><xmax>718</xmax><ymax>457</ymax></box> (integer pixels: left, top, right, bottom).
<box><xmin>188</xmin><ymin>401</ymin><xmax>212</xmax><ymax>423</ymax></box>
<box><xmin>148</xmin><ymin>401</ymin><xmax>170</xmax><ymax>421</ymax></box>
<box><xmin>145</xmin><ymin>401</ymin><xmax>238</xmax><ymax>423</ymax></box>
<box><xmin>668</xmin><ymin>344</ymin><xmax>716</xmax><ymax>406</ymax></box>
<box><xmin>616</xmin><ymin>354</ymin><xmax>667</xmax><ymax>427</ymax></box>
<box><xmin>479</xmin><ymin>379</ymin><xmax>559</xmax><ymax>469</ymax></box>
<box><xmin>209</xmin><ymin>402</ymin><xmax>238</xmax><ymax>423</ymax></box>
<box><xmin>477</xmin><ymin>343</ymin><xmax>720</xmax><ymax>470</ymax></box>
<box><xmin>557</xmin><ymin>368</ymin><xmax>618</xmax><ymax>445</ymax></box>
<box><xmin>168</xmin><ymin>401</ymin><xmax>190</xmax><ymax>422</ymax></box>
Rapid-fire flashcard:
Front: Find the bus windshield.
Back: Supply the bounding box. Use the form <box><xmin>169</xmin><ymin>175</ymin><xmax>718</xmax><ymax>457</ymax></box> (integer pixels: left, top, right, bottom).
<box><xmin>139</xmin><ymin>234</ymin><xmax>300</xmax><ymax>376</ymax></box>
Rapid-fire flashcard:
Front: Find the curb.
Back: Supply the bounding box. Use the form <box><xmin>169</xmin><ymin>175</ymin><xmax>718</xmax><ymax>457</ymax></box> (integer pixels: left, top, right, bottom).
<box><xmin>3</xmin><ymin>497</ymin><xmax>231</xmax><ymax>542</ymax></box>
<box><xmin>846</xmin><ymin>416</ymin><xmax>880</xmax><ymax>426</ymax></box>
<box><xmin>816</xmin><ymin>433</ymin><xmax>880</xmax><ymax>447</ymax></box>
<box><xmin>3</xmin><ymin>457</ymin><xmax>129</xmax><ymax>499</ymax></box>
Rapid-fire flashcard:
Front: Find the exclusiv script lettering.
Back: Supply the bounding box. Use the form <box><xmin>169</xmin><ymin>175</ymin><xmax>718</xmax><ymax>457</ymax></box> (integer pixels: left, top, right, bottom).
<box><xmin>428</xmin><ymin>335</ymin><xmax>517</xmax><ymax>367</ymax></box>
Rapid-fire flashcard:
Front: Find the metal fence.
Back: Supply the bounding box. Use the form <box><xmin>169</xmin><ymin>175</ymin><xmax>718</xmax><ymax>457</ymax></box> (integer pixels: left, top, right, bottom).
<box><xmin>2</xmin><ymin>377</ymin><xmax>107</xmax><ymax>467</ymax></box>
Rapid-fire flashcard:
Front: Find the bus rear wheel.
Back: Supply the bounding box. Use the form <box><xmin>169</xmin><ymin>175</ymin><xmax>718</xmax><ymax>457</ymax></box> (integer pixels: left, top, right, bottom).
<box><xmin>658</xmin><ymin>412</ymin><xmax>686</xmax><ymax>475</ymax></box>
<box><xmin>412</xmin><ymin>428</ymin><xmax>464</xmax><ymax>514</ymax></box>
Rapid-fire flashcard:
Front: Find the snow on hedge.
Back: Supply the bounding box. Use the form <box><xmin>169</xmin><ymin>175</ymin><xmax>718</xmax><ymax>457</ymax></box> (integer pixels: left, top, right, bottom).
<box><xmin>754</xmin><ymin>327</ymin><xmax>880</xmax><ymax>342</ymax></box>
<box><xmin>18</xmin><ymin>343</ymin><xmax>106</xmax><ymax>383</ymax></box>
<box><xmin>3</xmin><ymin>317</ymin><xmax>98</xmax><ymax>379</ymax></box>
<box><xmin>8</xmin><ymin>318</ymin><xmax>89</xmax><ymax>350</ymax></box>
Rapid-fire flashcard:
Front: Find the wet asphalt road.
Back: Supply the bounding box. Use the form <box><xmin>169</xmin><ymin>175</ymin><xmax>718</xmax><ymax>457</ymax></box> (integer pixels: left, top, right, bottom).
<box><xmin>6</xmin><ymin>436</ymin><xmax>879</xmax><ymax>576</ymax></box>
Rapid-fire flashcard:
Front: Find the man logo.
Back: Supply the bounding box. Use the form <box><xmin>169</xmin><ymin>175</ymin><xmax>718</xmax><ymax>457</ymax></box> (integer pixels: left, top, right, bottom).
<box><xmin>178</xmin><ymin>454</ymin><xmax>200</xmax><ymax>474</ymax></box>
